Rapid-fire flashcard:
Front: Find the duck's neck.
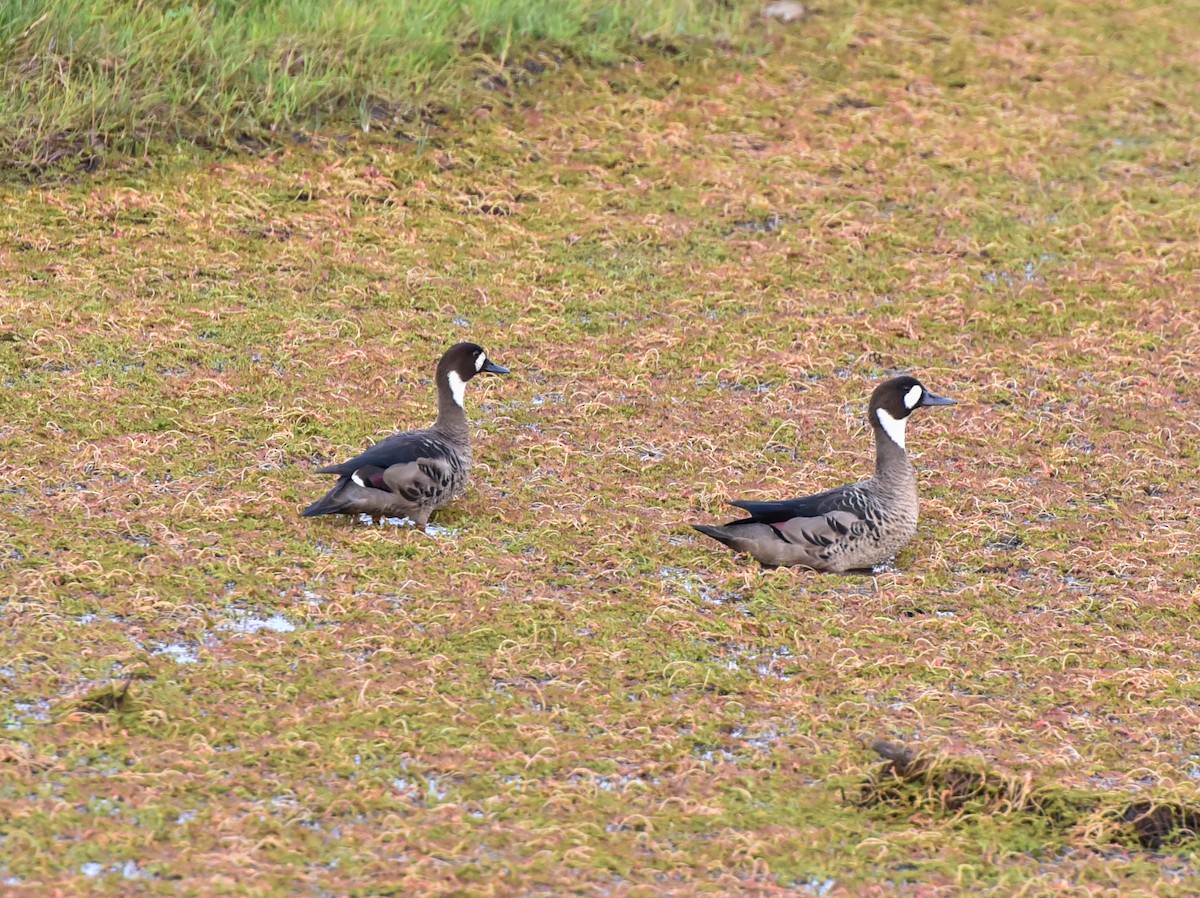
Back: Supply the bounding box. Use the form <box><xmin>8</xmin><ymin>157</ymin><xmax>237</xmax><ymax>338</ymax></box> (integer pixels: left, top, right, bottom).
<box><xmin>432</xmin><ymin>372</ymin><xmax>470</xmax><ymax>441</ymax></box>
<box><xmin>872</xmin><ymin>418</ymin><xmax>912</xmax><ymax>480</ymax></box>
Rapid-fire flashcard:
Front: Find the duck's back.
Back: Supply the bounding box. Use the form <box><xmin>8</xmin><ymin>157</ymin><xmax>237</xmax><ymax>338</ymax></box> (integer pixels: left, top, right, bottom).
<box><xmin>318</xmin><ymin>427</ymin><xmax>472</xmax><ymax>496</ymax></box>
<box><xmin>708</xmin><ymin>465</ymin><xmax>919</xmax><ymax>572</ymax></box>
<box><xmin>303</xmin><ymin>426</ymin><xmax>472</xmax><ymax>521</ymax></box>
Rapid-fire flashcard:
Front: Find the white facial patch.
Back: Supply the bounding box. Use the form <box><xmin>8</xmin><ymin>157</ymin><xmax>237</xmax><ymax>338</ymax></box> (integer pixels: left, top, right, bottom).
<box><xmin>448</xmin><ymin>370</ymin><xmax>467</xmax><ymax>408</ymax></box>
<box><xmin>474</xmin><ymin>352</ymin><xmax>487</xmax><ymax>372</ymax></box>
<box><xmin>351</xmin><ymin>471</ymin><xmax>366</xmax><ymax>487</ymax></box>
<box><xmin>903</xmin><ymin>385</ymin><xmax>923</xmax><ymax>410</ymax></box>
<box><xmin>877</xmin><ymin>408</ymin><xmax>908</xmax><ymax>449</ymax></box>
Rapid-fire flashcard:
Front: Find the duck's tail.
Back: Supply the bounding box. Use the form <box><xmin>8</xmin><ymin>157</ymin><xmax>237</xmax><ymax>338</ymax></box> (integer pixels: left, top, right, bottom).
<box><xmin>691</xmin><ymin>524</ymin><xmax>738</xmax><ymax>547</ymax></box>
<box><xmin>301</xmin><ymin>481</ymin><xmax>350</xmax><ymax>517</ymax></box>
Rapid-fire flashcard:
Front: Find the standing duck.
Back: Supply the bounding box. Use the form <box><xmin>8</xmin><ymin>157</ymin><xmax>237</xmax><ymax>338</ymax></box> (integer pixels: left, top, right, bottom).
<box><xmin>692</xmin><ymin>375</ymin><xmax>955</xmax><ymax>571</ymax></box>
<box><xmin>302</xmin><ymin>342</ymin><xmax>508</xmax><ymax>528</ymax></box>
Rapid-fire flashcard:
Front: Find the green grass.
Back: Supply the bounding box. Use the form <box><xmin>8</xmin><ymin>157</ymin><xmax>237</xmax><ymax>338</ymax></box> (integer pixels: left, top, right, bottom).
<box><xmin>3</xmin><ymin>0</ymin><xmax>1200</xmax><ymax>895</ymax></box>
<box><xmin>0</xmin><ymin>0</ymin><xmax>755</xmax><ymax>167</ymax></box>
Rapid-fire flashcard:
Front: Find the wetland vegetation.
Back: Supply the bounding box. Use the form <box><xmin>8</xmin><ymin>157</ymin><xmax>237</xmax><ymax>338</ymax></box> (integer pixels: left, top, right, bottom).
<box><xmin>2</xmin><ymin>0</ymin><xmax>1199</xmax><ymax>894</ymax></box>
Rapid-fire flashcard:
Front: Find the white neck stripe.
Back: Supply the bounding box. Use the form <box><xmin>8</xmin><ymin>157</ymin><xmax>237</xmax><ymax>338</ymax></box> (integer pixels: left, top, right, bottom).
<box><xmin>876</xmin><ymin>408</ymin><xmax>907</xmax><ymax>449</ymax></box>
<box><xmin>447</xmin><ymin>370</ymin><xmax>467</xmax><ymax>408</ymax></box>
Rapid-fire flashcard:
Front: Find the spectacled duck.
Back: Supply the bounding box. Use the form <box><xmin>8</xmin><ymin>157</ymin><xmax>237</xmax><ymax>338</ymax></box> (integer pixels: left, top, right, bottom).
<box><xmin>302</xmin><ymin>342</ymin><xmax>508</xmax><ymax>528</ymax></box>
<box><xmin>693</xmin><ymin>376</ymin><xmax>955</xmax><ymax>571</ymax></box>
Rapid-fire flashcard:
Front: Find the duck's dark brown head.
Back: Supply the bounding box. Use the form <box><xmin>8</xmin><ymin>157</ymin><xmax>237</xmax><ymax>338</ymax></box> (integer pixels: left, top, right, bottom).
<box><xmin>436</xmin><ymin>342</ymin><xmax>509</xmax><ymax>408</ymax></box>
<box><xmin>868</xmin><ymin>375</ymin><xmax>954</xmax><ymax>449</ymax></box>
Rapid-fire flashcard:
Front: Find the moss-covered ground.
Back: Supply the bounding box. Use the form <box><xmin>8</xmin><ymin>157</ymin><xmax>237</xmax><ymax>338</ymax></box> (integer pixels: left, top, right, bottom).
<box><xmin>2</xmin><ymin>1</ymin><xmax>1200</xmax><ymax>895</ymax></box>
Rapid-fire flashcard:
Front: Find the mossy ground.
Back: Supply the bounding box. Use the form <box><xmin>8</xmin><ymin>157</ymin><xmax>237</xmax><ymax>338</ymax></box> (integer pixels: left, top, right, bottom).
<box><xmin>3</xmin><ymin>1</ymin><xmax>1200</xmax><ymax>895</ymax></box>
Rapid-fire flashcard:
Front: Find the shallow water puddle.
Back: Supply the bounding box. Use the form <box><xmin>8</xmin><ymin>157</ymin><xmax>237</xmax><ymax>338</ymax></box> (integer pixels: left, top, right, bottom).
<box><xmin>146</xmin><ymin>626</ymin><xmax>216</xmax><ymax>665</ymax></box>
<box><xmin>658</xmin><ymin>566</ymin><xmax>747</xmax><ymax>610</ymax></box>
<box><xmin>702</xmin><ymin>636</ymin><xmax>802</xmax><ymax>684</ymax></box>
<box><xmin>80</xmin><ymin>861</ymin><xmax>148</xmax><ymax>881</ymax></box>
<box><xmin>731</xmin><ymin>725</ymin><xmax>786</xmax><ymax>753</ymax></box>
<box><xmin>357</xmin><ymin>513</ymin><xmax>461</xmax><ymax>538</ymax></box>
<box><xmin>152</xmin><ymin>643</ymin><xmax>201</xmax><ymax>664</ymax></box>
<box><xmin>120</xmin><ymin>608</ymin><xmax>311</xmax><ymax>662</ymax></box>
<box><xmin>219</xmin><ymin>610</ymin><xmax>299</xmax><ymax>634</ymax></box>
<box><xmin>694</xmin><ymin>746</ymin><xmax>743</xmax><ymax>765</ymax></box>
<box><xmin>799</xmin><ymin>878</ymin><xmax>837</xmax><ymax>897</ymax></box>
<box><xmin>568</xmin><ymin>768</ymin><xmax>663</xmax><ymax>794</ymax></box>
<box><xmin>4</xmin><ymin>698</ymin><xmax>51</xmax><ymax>729</ymax></box>
<box><xmin>393</xmin><ymin>775</ymin><xmax>452</xmax><ymax>803</ymax></box>
<box><xmin>69</xmin><ymin>611</ymin><xmax>223</xmax><ymax>666</ymax></box>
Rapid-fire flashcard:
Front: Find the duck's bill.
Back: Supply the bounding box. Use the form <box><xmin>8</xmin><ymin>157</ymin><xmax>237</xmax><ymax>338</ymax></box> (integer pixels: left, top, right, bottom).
<box><xmin>482</xmin><ymin>360</ymin><xmax>510</xmax><ymax>375</ymax></box>
<box><xmin>920</xmin><ymin>392</ymin><xmax>955</xmax><ymax>407</ymax></box>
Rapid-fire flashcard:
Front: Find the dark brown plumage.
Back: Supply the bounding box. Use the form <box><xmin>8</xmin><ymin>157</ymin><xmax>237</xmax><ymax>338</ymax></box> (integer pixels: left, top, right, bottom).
<box><xmin>302</xmin><ymin>342</ymin><xmax>508</xmax><ymax>528</ymax></box>
<box><xmin>693</xmin><ymin>375</ymin><xmax>955</xmax><ymax>571</ymax></box>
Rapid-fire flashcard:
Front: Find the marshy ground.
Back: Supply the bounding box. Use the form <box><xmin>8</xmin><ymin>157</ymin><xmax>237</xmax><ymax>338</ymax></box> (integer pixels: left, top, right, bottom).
<box><xmin>2</xmin><ymin>1</ymin><xmax>1199</xmax><ymax>895</ymax></box>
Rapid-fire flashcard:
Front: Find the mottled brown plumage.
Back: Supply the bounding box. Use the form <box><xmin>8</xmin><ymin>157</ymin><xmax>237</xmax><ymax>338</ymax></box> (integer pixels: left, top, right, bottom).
<box><xmin>302</xmin><ymin>342</ymin><xmax>508</xmax><ymax>528</ymax></box>
<box><xmin>693</xmin><ymin>375</ymin><xmax>955</xmax><ymax>571</ymax></box>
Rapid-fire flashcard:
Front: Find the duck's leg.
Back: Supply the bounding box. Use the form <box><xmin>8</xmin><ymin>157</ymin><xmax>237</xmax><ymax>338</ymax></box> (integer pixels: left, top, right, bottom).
<box><xmin>411</xmin><ymin>507</ymin><xmax>433</xmax><ymax>533</ymax></box>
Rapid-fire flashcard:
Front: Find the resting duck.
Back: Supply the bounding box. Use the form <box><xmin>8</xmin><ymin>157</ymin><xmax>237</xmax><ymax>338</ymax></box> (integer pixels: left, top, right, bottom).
<box><xmin>692</xmin><ymin>375</ymin><xmax>955</xmax><ymax>571</ymax></box>
<box><xmin>302</xmin><ymin>342</ymin><xmax>508</xmax><ymax>528</ymax></box>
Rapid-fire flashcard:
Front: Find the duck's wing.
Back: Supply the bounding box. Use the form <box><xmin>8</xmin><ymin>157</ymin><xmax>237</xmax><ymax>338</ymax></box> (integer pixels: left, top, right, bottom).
<box><xmin>692</xmin><ymin>483</ymin><xmax>874</xmax><ymax>570</ymax></box>
<box><xmin>728</xmin><ymin>483</ymin><xmax>867</xmax><ymax>525</ymax></box>
<box><xmin>758</xmin><ymin>508</ymin><xmax>866</xmax><ymax>548</ymax></box>
<box><xmin>725</xmin><ymin>483</ymin><xmax>875</xmax><ymax>549</ymax></box>
<box><xmin>302</xmin><ymin>450</ymin><xmax>457</xmax><ymax>521</ymax></box>
<box><xmin>378</xmin><ymin>456</ymin><xmax>457</xmax><ymax>506</ymax></box>
<box><xmin>315</xmin><ymin>430</ymin><xmax>448</xmax><ymax>478</ymax></box>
